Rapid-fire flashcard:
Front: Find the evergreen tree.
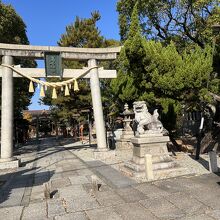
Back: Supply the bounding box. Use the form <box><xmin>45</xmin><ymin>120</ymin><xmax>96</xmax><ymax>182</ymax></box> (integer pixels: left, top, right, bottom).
<box><xmin>117</xmin><ymin>0</ymin><xmax>220</xmax><ymax>48</ymax></box>
<box><xmin>0</xmin><ymin>1</ymin><xmax>36</xmax><ymax>119</ymax></box>
<box><xmin>111</xmin><ymin>3</ymin><xmax>215</xmax><ymax>131</ymax></box>
<box><xmin>111</xmin><ymin>4</ymin><xmax>146</xmax><ymax>112</ymax></box>
<box><xmin>58</xmin><ymin>11</ymin><xmax>104</xmax><ymax>48</ymax></box>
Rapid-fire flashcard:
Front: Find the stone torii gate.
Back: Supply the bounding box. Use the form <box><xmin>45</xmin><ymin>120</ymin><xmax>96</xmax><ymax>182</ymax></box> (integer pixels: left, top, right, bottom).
<box><xmin>0</xmin><ymin>43</ymin><xmax>121</xmax><ymax>169</ymax></box>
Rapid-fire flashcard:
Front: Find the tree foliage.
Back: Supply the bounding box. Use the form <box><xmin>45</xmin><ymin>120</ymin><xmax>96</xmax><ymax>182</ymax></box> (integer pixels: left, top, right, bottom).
<box><xmin>117</xmin><ymin>0</ymin><xmax>220</xmax><ymax>48</ymax></box>
<box><xmin>58</xmin><ymin>11</ymin><xmax>104</xmax><ymax>48</ymax></box>
<box><xmin>111</xmin><ymin>3</ymin><xmax>216</xmax><ymax>130</ymax></box>
<box><xmin>0</xmin><ymin>1</ymin><xmax>28</xmax><ymax>44</ymax></box>
<box><xmin>0</xmin><ymin>1</ymin><xmax>36</xmax><ymax>119</ymax></box>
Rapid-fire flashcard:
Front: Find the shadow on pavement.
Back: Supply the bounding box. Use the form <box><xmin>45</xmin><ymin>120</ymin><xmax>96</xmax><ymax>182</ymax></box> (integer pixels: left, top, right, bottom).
<box><xmin>0</xmin><ymin>167</ymin><xmax>54</xmax><ymax>205</ymax></box>
<box><xmin>189</xmin><ymin>155</ymin><xmax>209</xmax><ymax>170</ymax></box>
<box><xmin>20</xmin><ymin>137</ymin><xmax>96</xmax><ymax>167</ymax></box>
<box><xmin>0</xmin><ymin>137</ymin><xmax>107</xmax><ymax>206</ymax></box>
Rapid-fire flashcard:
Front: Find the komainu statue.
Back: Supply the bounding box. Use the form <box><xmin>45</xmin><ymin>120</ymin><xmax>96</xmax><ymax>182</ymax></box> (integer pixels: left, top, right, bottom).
<box><xmin>133</xmin><ymin>101</ymin><xmax>163</xmax><ymax>135</ymax></box>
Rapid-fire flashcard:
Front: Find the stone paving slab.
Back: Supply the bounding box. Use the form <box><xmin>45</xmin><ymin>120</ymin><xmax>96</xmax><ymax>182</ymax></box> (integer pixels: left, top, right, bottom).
<box><xmin>154</xmin><ymin>179</ymin><xmax>187</xmax><ymax>193</ymax></box>
<box><xmin>140</xmin><ymin>197</ymin><xmax>186</xmax><ymax>219</ymax></box>
<box><xmin>61</xmin><ymin>162</ymin><xmax>87</xmax><ymax>171</ymax></box>
<box><xmin>30</xmin><ymin>191</ymin><xmax>44</xmax><ymax>203</ymax></box>
<box><xmin>69</xmin><ymin>175</ymin><xmax>90</xmax><ymax>185</ymax></box>
<box><xmin>115</xmin><ymin>186</ymin><xmax>147</xmax><ymax>203</ymax></box>
<box><xmin>206</xmin><ymin>210</ymin><xmax>220</xmax><ymax>220</ymax></box>
<box><xmin>47</xmin><ymin>198</ymin><xmax>67</xmax><ymax>218</ymax></box>
<box><xmin>77</xmin><ymin>168</ymin><xmax>95</xmax><ymax>176</ymax></box>
<box><xmin>49</xmin><ymin>173</ymin><xmax>63</xmax><ymax>180</ymax></box>
<box><xmin>170</xmin><ymin>177</ymin><xmax>208</xmax><ymax>193</ymax></box>
<box><xmin>95</xmin><ymin>190</ymin><xmax>125</xmax><ymax>207</ymax></box>
<box><xmin>164</xmin><ymin>192</ymin><xmax>209</xmax><ymax>215</ymax></box>
<box><xmin>31</xmin><ymin>184</ymin><xmax>44</xmax><ymax>193</ymax></box>
<box><xmin>65</xmin><ymin>196</ymin><xmax>100</xmax><ymax>212</ymax></box>
<box><xmin>22</xmin><ymin>201</ymin><xmax>47</xmax><ymax>220</ymax></box>
<box><xmin>82</xmin><ymin>183</ymin><xmax>111</xmax><ymax>193</ymax></box>
<box><xmin>192</xmin><ymin>173</ymin><xmax>220</xmax><ymax>186</ymax></box>
<box><xmin>134</xmin><ymin>183</ymin><xmax>170</xmax><ymax>198</ymax></box>
<box><xmin>87</xmin><ymin>160</ymin><xmax>136</xmax><ymax>188</ymax></box>
<box><xmin>179</xmin><ymin>214</ymin><xmax>215</xmax><ymax>220</ymax></box>
<box><xmin>197</xmin><ymin>195</ymin><xmax>220</xmax><ymax>210</ymax></box>
<box><xmin>54</xmin><ymin>211</ymin><xmax>88</xmax><ymax>220</ymax></box>
<box><xmin>51</xmin><ymin>178</ymin><xmax>71</xmax><ymax>189</ymax></box>
<box><xmin>86</xmin><ymin>206</ymin><xmax>123</xmax><ymax>220</ymax></box>
<box><xmin>34</xmin><ymin>171</ymin><xmax>51</xmax><ymax>184</ymax></box>
<box><xmin>113</xmin><ymin>202</ymin><xmax>158</xmax><ymax>220</ymax></box>
<box><xmin>61</xmin><ymin>170</ymin><xmax>79</xmax><ymax>178</ymax></box>
<box><xmin>86</xmin><ymin>174</ymin><xmax>106</xmax><ymax>185</ymax></box>
<box><xmin>54</xmin><ymin>167</ymin><xmax>63</xmax><ymax>173</ymax></box>
<box><xmin>0</xmin><ymin>187</ymin><xmax>25</xmax><ymax>207</ymax></box>
<box><xmin>0</xmin><ymin>206</ymin><xmax>23</xmax><ymax>220</ymax></box>
<box><xmin>59</xmin><ymin>185</ymin><xmax>89</xmax><ymax>199</ymax></box>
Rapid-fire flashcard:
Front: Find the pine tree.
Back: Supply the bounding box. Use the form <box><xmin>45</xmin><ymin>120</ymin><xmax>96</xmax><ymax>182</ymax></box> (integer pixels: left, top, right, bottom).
<box><xmin>111</xmin><ymin>3</ymin><xmax>146</xmax><ymax>113</ymax></box>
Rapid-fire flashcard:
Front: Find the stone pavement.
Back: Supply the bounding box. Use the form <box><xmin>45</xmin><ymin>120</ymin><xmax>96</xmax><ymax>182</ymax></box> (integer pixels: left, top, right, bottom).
<box><xmin>0</xmin><ymin>137</ymin><xmax>220</xmax><ymax>220</ymax></box>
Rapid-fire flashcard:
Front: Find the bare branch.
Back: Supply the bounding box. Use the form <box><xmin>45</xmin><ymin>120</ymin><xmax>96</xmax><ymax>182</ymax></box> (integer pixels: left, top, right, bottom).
<box><xmin>203</xmin><ymin>6</ymin><xmax>213</xmax><ymax>16</ymax></box>
<box><xmin>209</xmin><ymin>92</ymin><xmax>220</xmax><ymax>102</ymax></box>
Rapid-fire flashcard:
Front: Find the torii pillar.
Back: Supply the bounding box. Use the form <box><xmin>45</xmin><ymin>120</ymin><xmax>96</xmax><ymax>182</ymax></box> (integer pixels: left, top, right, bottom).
<box><xmin>89</xmin><ymin>59</ymin><xmax>112</xmax><ymax>159</ymax></box>
<box><xmin>0</xmin><ymin>56</ymin><xmax>20</xmax><ymax>168</ymax></box>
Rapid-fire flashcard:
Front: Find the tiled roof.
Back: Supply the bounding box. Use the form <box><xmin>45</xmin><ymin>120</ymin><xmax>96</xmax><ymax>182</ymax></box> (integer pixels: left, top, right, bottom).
<box><xmin>23</xmin><ymin>109</ymin><xmax>51</xmax><ymax>116</ymax></box>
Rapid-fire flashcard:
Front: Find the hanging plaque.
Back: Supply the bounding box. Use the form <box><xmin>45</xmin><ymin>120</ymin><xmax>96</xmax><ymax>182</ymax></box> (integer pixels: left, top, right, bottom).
<box><xmin>44</xmin><ymin>52</ymin><xmax>63</xmax><ymax>77</ymax></box>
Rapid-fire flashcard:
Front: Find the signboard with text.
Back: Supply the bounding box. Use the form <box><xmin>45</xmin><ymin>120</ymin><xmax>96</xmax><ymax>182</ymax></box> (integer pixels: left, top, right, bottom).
<box><xmin>44</xmin><ymin>52</ymin><xmax>63</xmax><ymax>77</ymax></box>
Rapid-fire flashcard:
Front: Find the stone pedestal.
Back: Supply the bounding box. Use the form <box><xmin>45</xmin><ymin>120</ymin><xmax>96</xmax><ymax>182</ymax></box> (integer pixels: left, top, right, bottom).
<box><xmin>123</xmin><ymin>134</ymin><xmax>181</xmax><ymax>179</ymax></box>
<box><xmin>116</xmin><ymin>130</ymin><xmax>134</xmax><ymax>150</ymax></box>
<box><xmin>120</xmin><ymin>130</ymin><xmax>134</xmax><ymax>140</ymax></box>
<box><xmin>0</xmin><ymin>158</ymin><xmax>20</xmax><ymax>169</ymax></box>
<box><xmin>116</xmin><ymin>139</ymin><xmax>133</xmax><ymax>150</ymax></box>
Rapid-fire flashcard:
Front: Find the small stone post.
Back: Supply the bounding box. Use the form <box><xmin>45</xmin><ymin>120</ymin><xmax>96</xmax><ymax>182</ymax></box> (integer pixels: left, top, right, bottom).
<box><xmin>145</xmin><ymin>154</ymin><xmax>154</xmax><ymax>180</ymax></box>
<box><xmin>0</xmin><ymin>56</ymin><xmax>19</xmax><ymax>168</ymax></box>
<box><xmin>88</xmin><ymin>59</ymin><xmax>107</xmax><ymax>151</ymax></box>
<box><xmin>208</xmin><ymin>151</ymin><xmax>219</xmax><ymax>173</ymax></box>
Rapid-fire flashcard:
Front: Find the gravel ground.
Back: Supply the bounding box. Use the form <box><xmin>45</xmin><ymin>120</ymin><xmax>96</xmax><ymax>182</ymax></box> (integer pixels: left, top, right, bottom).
<box><xmin>61</xmin><ymin>139</ymin><xmax>220</xmax><ymax>183</ymax></box>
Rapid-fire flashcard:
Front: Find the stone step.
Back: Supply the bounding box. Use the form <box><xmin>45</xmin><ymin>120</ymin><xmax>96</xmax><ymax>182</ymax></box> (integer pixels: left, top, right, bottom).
<box><xmin>121</xmin><ymin>164</ymin><xmax>190</xmax><ymax>181</ymax></box>
<box><xmin>152</xmin><ymin>154</ymin><xmax>173</xmax><ymax>163</ymax></box>
<box><xmin>120</xmin><ymin>165</ymin><xmax>145</xmax><ymax>178</ymax></box>
<box><xmin>153</xmin><ymin>161</ymin><xmax>177</xmax><ymax>171</ymax></box>
<box><xmin>124</xmin><ymin>160</ymin><xmax>145</xmax><ymax>172</ymax></box>
<box><xmin>125</xmin><ymin>159</ymin><xmax>178</xmax><ymax>173</ymax></box>
<box><xmin>87</xmin><ymin>160</ymin><xmax>136</xmax><ymax>188</ymax></box>
<box><xmin>153</xmin><ymin>166</ymin><xmax>190</xmax><ymax>180</ymax></box>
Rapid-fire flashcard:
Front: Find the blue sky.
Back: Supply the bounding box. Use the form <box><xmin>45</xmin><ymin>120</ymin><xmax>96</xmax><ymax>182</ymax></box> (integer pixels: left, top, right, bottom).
<box><xmin>2</xmin><ymin>0</ymin><xmax>120</xmax><ymax>110</ymax></box>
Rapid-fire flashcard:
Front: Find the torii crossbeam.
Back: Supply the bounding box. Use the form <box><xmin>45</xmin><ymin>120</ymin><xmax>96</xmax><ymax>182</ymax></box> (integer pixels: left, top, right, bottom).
<box><xmin>0</xmin><ymin>43</ymin><xmax>121</xmax><ymax>169</ymax></box>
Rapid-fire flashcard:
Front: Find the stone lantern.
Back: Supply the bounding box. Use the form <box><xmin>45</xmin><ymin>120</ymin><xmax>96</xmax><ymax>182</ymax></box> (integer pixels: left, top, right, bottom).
<box><xmin>115</xmin><ymin>103</ymin><xmax>134</xmax><ymax>150</ymax></box>
<box><xmin>122</xmin><ymin>103</ymin><xmax>133</xmax><ymax>135</ymax></box>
